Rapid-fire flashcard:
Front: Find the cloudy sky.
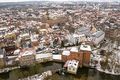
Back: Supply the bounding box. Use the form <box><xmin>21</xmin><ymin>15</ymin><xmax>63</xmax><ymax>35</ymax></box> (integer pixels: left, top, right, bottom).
<box><xmin>0</xmin><ymin>0</ymin><xmax>119</xmax><ymax>2</ymax></box>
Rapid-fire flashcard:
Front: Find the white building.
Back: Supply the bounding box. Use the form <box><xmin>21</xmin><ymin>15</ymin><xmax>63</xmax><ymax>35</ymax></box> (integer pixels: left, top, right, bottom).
<box><xmin>91</xmin><ymin>31</ymin><xmax>105</xmax><ymax>45</ymax></box>
<box><xmin>67</xmin><ymin>60</ymin><xmax>79</xmax><ymax>74</ymax></box>
<box><xmin>52</xmin><ymin>55</ymin><xmax>61</xmax><ymax>60</ymax></box>
<box><xmin>36</xmin><ymin>53</ymin><xmax>53</xmax><ymax>63</ymax></box>
<box><xmin>73</xmin><ymin>34</ymin><xmax>87</xmax><ymax>43</ymax></box>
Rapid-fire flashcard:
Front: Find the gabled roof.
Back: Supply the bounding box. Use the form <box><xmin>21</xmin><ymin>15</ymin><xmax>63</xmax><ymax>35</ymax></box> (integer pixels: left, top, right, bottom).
<box><xmin>92</xmin><ymin>31</ymin><xmax>105</xmax><ymax>38</ymax></box>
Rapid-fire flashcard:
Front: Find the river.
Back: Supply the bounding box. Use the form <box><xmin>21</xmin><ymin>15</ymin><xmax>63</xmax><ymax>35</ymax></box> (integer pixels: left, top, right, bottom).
<box><xmin>0</xmin><ymin>62</ymin><xmax>119</xmax><ymax>80</ymax></box>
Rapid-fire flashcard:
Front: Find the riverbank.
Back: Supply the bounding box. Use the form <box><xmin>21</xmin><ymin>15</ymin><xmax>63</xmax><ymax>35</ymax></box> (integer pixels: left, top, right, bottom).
<box><xmin>0</xmin><ymin>62</ymin><xmax>120</xmax><ymax>80</ymax></box>
<box><xmin>96</xmin><ymin>68</ymin><xmax>120</xmax><ymax>76</ymax></box>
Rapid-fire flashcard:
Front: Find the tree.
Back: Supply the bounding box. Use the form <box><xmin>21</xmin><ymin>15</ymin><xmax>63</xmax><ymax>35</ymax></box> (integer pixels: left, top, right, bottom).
<box><xmin>9</xmin><ymin>69</ymin><xmax>21</xmax><ymax>80</ymax></box>
<box><xmin>61</xmin><ymin>40</ymin><xmax>64</xmax><ymax>48</ymax></box>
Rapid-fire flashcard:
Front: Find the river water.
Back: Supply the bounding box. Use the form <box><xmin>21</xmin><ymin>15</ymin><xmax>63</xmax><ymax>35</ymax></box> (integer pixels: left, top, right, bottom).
<box><xmin>0</xmin><ymin>62</ymin><xmax>119</xmax><ymax>80</ymax></box>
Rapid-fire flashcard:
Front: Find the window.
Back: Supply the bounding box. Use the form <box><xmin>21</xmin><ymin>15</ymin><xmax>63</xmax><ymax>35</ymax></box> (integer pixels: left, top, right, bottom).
<box><xmin>74</xmin><ymin>63</ymin><xmax>76</xmax><ymax>66</ymax></box>
<box><xmin>69</xmin><ymin>67</ymin><xmax>71</xmax><ymax>70</ymax></box>
<box><xmin>73</xmin><ymin>68</ymin><xmax>75</xmax><ymax>71</ymax></box>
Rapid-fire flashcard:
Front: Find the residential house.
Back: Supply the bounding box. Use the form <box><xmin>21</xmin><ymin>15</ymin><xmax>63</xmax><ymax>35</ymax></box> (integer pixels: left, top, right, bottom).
<box><xmin>36</xmin><ymin>52</ymin><xmax>53</xmax><ymax>63</ymax></box>
<box><xmin>73</xmin><ymin>34</ymin><xmax>87</xmax><ymax>43</ymax></box>
<box><xmin>0</xmin><ymin>48</ymin><xmax>6</xmax><ymax>68</ymax></box>
<box><xmin>30</xmin><ymin>34</ymin><xmax>39</xmax><ymax>47</ymax></box>
<box><xmin>17</xmin><ymin>48</ymin><xmax>36</xmax><ymax>66</ymax></box>
<box><xmin>52</xmin><ymin>49</ymin><xmax>62</xmax><ymax>61</ymax></box>
<box><xmin>67</xmin><ymin>60</ymin><xmax>79</xmax><ymax>74</ymax></box>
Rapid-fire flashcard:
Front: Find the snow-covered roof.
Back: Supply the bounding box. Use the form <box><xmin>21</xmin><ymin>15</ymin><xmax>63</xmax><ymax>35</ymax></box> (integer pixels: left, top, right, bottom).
<box><xmin>0</xmin><ymin>55</ymin><xmax>3</xmax><ymax>58</ymax></box>
<box><xmin>36</xmin><ymin>53</ymin><xmax>52</xmax><ymax>59</ymax></box>
<box><xmin>0</xmin><ymin>27</ymin><xmax>7</xmax><ymax>31</ymax></box>
<box><xmin>70</xmin><ymin>47</ymin><xmax>78</xmax><ymax>52</ymax></box>
<box><xmin>39</xmin><ymin>29</ymin><xmax>47</xmax><ymax>32</ymax></box>
<box><xmin>92</xmin><ymin>31</ymin><xmax>105</xmax><ymax>38</ymax></box>
<box><xmin>22</xmin><ymin>51</ymin><xmax>34</xmax><ymax>56</ymax></box>
<box><xmin>67</xmin><ymin>60</ymin><xmax>79</xmax><ymax>68</ymax></box>
<box><xmin>62</xmin><ymin>50</ymin><xmax>70</xmax><ymax>56</ymax></box>
<box><xmin>14</xmin><ymin>49</ymin><xmax>20</xmax><ymax>55</ymax></box>
<box><xmin>0</xmin><ymin>35</ymin><xmax>3</xmax><ymax>38</ymax></box>
<box><xmin>80</xmin><ymin>44</ymin><xmax>91</xmax><ymax>51</ymax></box>
<box><xmin>52</xmin><ymin>55</ymin><xmax>61</xmax><ymax>60</ymax></box>
<box><xmin>118</xmin><ymin>46</ymin><xmax>120</xmax><ymax>50</ymax></box>
<box><xmin>73</xmin><ymin>34</ymin><xmax>79</xmax><ymax>38</ymax></box>
<box><xmin>78</xmin><ymin>34</ymin><xmax>85</xmax><ymax>37</ymax></box>
<box><xmin>18</xmin><ymin>49</ymin><xmax>35</xmax><ymax>58</ymax></box>
<box><xmin>20</xmin><ymin>33</ymin><xmax>29</xmax><ymax>37</ymax></box>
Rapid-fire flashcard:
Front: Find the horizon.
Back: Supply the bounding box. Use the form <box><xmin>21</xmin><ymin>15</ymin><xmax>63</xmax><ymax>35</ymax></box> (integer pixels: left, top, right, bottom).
<box><xmin>0</xmin><ymin>0</ymin><xmax>120</xmax><ymax>3</ymax></box>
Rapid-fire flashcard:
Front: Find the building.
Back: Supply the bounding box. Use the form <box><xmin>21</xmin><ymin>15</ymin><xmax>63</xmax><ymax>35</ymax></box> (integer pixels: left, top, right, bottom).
<box><xmin>17</xmin><ymin>48</ymin><xmax>36</xmax><ymax>66</ymax></box>
<box><xmin>62</xmin><ymin>47</ymin><xmax>83</xmax><ymax>67</ymax></box>
<box><xmin>67</xmin><ymin>60</ymin><xmax>79</xmax><ymax>74</ymax></box>
<box><xmin>67</xmin><ymin>52</ymin><xmax>83</xmax><ymax>67</ymax></box>
<box><xmin>52</xmin><ymin>54</ymin><xmax>61</xmax><ymax>61</ymax></box>
<box><xmin>52</xmin><ymin>49</ymin><xmax>62</xmax><ymax>61</ymax></box>
<box><xmin>76</xmin><ymin>27</ymin><xmax>91</xmax><ymax>35</ymax></box>
<box><xmin>105</xmin><ymin>28</ymin><xmax>120</xmax><ymax>41</ymax></box>
<box><xmin>70</xmin><ymin>47</ymin><xmax>79</xmax><ymax>52</ymax></box>
<box><xmin>65</xmin><ymin>34</ymin><xmax>77</xmax><ymax>45</ymax></box>
<box><xmin>30</xmin><ymin>34</ymin><xmax>39</xmax><ymax>47</ymax></box>
<box><xmin>62</xmin><ymin>44</ymin><xmax>92</xmax><ymax>67</ymax></box>
<box><xmin>73</xmin><ymin>34</ymin><xmax>87</xmax><ymax>43</ymax></box>
<box><xmin>91</xmin><ymin>31</ymin><xmax>105</xmax><ymax>45</ymax></box>
<box><xmin>80</xmin><ymin>43</ymin><xmax>92</xmax><ymax>67</ymax></box>
<box><xmin>0</xmin><ymin>48</ymin><xmax>6</xmax><ymax>68</ymax></box>
<box><xmin>62</xmin><ymin>50</ymin><xmax>71</xmax><ymax>62</ymax></box>
<box><xmin>36</xmin><ymin>52</ymin><xmax>53</xmax><ymax>63</ymax></box>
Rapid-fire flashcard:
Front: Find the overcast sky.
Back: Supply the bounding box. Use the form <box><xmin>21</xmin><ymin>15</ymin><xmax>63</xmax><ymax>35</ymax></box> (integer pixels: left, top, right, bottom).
<box><xmin>0</xmin><ymin>0</ymin><xmax>119</xmax><ymax>2</ymax></box>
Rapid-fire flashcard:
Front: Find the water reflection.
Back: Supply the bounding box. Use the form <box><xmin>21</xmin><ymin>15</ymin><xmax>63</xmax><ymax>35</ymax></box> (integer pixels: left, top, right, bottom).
<box><xmin>0</xmin><ymin>72</ymin><xmax>9</xmax><ymax>80</ymax></box>
<box><xmin>0</xmin><ymin>62</ymin><xmax>119</xmax><ymax>80</ymax></box>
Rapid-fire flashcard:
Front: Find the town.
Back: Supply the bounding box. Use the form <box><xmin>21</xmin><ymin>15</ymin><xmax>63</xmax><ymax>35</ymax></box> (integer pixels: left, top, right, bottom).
<box><xmin>0</xmin><ymin>1</ymin><xmax>120</xmax><ymax>80</ymax></box>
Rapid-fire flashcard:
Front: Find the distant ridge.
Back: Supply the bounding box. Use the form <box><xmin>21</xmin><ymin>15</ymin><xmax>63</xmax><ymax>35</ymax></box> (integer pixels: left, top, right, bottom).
<box><xmin>0</xmin><ymin>0</ymin><xmax>120</xmax><ymax>3</ymax></box>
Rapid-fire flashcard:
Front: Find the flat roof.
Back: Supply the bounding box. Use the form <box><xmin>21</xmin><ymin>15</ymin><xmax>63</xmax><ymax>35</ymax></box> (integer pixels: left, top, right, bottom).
<box><xmin>62</xmin><ymin>50</ymin><xmax>70</xmax><ymax>56</ymax></box>
<box><xmin>70</xmin><ymin>47</ymin><xmax>78</xmax><ymax>52</ymax></box>
<box><xmin>80</xmin><ymin>44</ymin><xmax>91</xmax><ymax>51</ymax></box>
<box><xmin>36</xmin><ymin>53</ymin><xmax>52</xmax><ymax>59</ymax></box>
